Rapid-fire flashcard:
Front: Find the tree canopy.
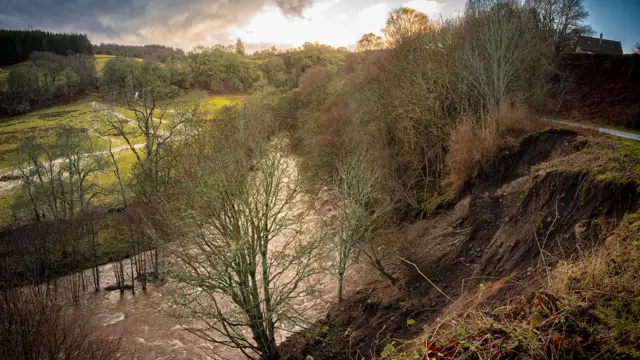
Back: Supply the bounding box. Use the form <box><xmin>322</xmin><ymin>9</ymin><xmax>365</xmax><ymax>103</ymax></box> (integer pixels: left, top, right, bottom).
<box><xmin>0</xmin><ymin>30</ymin><xmax>92</xmax><ymax>66</ymax></box>
<box><xmin>0</xmin><ymin>52</ymin><xmax>96</xmax><ymax>115</ymax></box>
<box><xmin>356</xmin><ymin>33</ymin><xmax>385</xmax><ymax>52</ymax></box>
<box><xmin>382</xmin><ymin>7</ymin><xmax>436</xmax><ymax>45</ymax></box>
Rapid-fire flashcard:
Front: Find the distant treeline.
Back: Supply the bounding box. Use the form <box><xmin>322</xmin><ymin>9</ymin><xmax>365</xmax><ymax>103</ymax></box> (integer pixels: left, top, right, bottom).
<box><xmin>162</xmin><ymin>42</ymin><xmax>348</xmax><ymax>92</ymax></box>
<box><xmin>0</xmin><ymin>30</ymin><xmax>92</xmax><ymax>66</ymax></box>
<box><xmin>93</xmin><ymin>43</ymin><xmax>185</xmax><ymax>63</ymax></box>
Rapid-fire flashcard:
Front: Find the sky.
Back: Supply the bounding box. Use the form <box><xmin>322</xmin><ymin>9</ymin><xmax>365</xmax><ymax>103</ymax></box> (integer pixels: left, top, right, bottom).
<box><xmin>584</xmin><ymin>0</ymin><xmax>640</xmax><ymax>53</ymax></box>
<box><xmin>0</xmin><ymin>0</ymin><xmax>638</xmax><ymax>53</ymax></box>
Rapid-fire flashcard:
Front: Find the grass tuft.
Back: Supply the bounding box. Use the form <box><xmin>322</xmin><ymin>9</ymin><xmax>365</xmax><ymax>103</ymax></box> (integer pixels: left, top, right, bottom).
<box><xmin>403</xmin><ymin>211</ymin><xmax>640</xmax><ymax>360</ymax></box>
<box><xmin>533</xmin><ymin>136</ymin><xmax>640</xmax><ymax>185</ymax></box>
<box><xmin>445</xmin><ymin>102</ymin><xmax>540</xmax><ymax>192</ymax></box>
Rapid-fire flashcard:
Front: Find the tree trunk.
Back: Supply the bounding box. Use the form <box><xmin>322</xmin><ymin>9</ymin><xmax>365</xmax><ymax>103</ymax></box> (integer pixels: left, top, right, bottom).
<box><xmin>337</xmin><ymin>271</ymin><xmax>344</xmax><ymax>303</ymax></box>
<box><xmin>262</xmin><ymin>340</ymin><xmax>280</xmax><ymax>360</ymax></box>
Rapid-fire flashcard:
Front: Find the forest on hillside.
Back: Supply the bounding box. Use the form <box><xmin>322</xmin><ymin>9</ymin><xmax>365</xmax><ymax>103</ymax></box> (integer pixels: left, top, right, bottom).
<box><xmin>0</xmin><ymin>30</ymin><xmax>92</xmax><ymax>66</ymax></box>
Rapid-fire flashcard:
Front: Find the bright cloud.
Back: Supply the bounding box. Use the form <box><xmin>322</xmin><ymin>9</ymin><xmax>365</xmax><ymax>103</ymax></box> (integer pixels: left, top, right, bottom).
<box><xmin>231</xmin><ymin>1</ymin><xmax>392</xmax><ymax>49</ymax></box>
<box><xmin>231</xmin><ymin>0</ymin><xmax>456</xmax><ymax>50</ymax></box>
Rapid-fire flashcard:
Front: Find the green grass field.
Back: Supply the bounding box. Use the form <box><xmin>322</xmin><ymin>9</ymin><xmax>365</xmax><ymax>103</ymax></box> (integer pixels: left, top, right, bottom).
<box><xmin>0</xmin><ymin>96</ymin><xmax>143</xmax><ymax>170</ymax></box>
<box><xmin>0</xmin><ymin>97</ymin><xmax>97</xmax><ymax>169</ymax></box>
<box><xmin>0</xmin><ymin>92</ymin><xmax>245</xmax><ymax>171</ymax></box>
<box><xmin>201</xmin><ymin>94</ymin><xmax>246</xmax><ymax>114</ymax></box>
<box><xmin>94</xmin><ymin>54</ymin><xmax>116</xmax><ymax>75</ymax></box>
<box><xmin>0</xmin><ymin>91</ymin><xmax>245</xmax><ymax>225</ymax></box>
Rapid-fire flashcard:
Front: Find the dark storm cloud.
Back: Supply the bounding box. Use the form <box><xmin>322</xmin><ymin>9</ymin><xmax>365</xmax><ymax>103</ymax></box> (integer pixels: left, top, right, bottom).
<box><xmin>0</xmin><ymin>0</ymin><xmax>148</xmax><ymax>35</ymax></box>
<box><xmin>0</xmin><ymin>0</ymin><xmax>315</xmax><ymax>48</ymax></box>
<box><xmin>274</xmin><ymin>0</ymin><xmax>313</xmax><ymax>16</ymax></box>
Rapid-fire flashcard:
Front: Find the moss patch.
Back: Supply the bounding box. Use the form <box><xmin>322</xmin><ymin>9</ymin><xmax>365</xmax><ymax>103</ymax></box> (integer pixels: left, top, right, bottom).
<box><xmin>619</xmin><ymin>138</ymin><xmax>640</xmax><ymax>177</ymax></box>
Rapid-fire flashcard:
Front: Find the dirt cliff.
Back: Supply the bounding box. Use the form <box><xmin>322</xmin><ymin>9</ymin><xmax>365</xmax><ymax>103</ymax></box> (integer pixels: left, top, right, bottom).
<box><xmin>279</xmin><ymin>128</ymin><xmax>640</xmax><ymax>359</ymax></box>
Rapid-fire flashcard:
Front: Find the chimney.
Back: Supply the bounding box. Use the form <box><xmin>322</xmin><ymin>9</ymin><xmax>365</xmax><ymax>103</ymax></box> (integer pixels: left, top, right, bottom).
<box><xmin>600</xmin><ymin>33</ymin><xmax>603</xmax><ymax>45</ymax></box>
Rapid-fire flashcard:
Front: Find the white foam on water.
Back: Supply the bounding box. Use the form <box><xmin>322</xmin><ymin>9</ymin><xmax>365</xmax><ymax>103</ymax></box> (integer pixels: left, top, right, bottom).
<box><xmin>102</xmin><ymin>312</ymin><xmax>126</xmax><ymax>326</ymax></box>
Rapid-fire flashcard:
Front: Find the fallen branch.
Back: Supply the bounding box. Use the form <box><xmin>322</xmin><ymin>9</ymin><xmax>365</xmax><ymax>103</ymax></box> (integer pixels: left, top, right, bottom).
<box><xmin>399</xmin><ymin>257</ymin><xmax>454</xmax><ymax>302</ymax></box>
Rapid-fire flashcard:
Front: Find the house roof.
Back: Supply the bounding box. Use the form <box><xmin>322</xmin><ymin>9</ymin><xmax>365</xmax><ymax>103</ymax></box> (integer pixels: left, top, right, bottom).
<box><xmin>577</xmin><ymin>35</ymin><xmax>623</xmax><ymax>54</ymax></box>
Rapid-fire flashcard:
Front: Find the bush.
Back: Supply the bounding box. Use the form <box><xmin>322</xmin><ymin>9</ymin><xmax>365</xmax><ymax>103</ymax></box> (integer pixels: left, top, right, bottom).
<box><xmin>0</xmin><ymin>285</ymin><xmax>121</xmax><ymax>359</ymax></box>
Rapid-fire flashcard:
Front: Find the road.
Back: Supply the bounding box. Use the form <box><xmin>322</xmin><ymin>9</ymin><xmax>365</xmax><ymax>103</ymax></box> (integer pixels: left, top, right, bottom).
<box><xmin>541</xmin><ymin>118</ymin><xmax>640</xmax><ymax>142</ymax></box>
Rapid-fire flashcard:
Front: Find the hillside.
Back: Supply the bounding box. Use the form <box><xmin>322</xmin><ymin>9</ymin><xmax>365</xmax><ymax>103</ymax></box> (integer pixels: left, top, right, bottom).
<box><xmin>280</xmin><ymin>128</ymin><xmax>640</xmax><ymax>359</ymax></box>
<box><xmin>557</xmin><ymin>54</ymin><xmax>640</xmax><ymax>130</ymax></box>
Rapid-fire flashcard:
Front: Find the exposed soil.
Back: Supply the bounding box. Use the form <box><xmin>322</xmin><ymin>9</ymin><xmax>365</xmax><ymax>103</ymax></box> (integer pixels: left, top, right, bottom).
<box><xmin>279</xmin><ymin>129</ymin><xmax>640</xmax><ymax>359</ymax></box>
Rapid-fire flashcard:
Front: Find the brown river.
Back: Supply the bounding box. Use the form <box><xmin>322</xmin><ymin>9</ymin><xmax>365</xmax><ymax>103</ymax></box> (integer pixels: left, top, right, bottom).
<box><xmin>65</xmin><ymin>242</ymin><xmax>375</xmax><ymax>359</ymax></box>
<box><xmin>62</xmin><ymin>248</ymin><xmax>352</xmax><ymax>359</ymax></box>
<box><xmin>57</xmin><ymin>194</ymin><xmax>368</xmax><ymax>359</ymax></box>
<box><xmin>19</xmin><ymin>150</ymin><xmax>370</xmax><ymax>359</ymax></box>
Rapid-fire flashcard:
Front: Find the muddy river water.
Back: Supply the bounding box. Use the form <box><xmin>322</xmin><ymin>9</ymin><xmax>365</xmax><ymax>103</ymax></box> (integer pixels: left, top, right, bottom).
<box><xmin>61</xmin><ymin>188</ymin><xmax>358</xmax><ymax>359</ymax></box>
<box><xmin>66</xmin><ymin>248</ymin><xmax>347</xmax><ymax>359</ymax></box>
<box><xmin>30</xmin><ymin>150</ymin><xmax>368</xmax><ymax>359</ymax></box>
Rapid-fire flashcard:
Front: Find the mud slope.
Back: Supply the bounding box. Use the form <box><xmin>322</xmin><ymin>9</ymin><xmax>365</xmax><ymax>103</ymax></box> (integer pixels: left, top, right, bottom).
<box><xmin>279</xmin><ymin>129</ymin><xmax>640</xmax><ymax>360</ymax></box>
<box><xmin>557</xmin><ymin>54</ymin><xmax>640</xmax><ymax>129</ymax></box>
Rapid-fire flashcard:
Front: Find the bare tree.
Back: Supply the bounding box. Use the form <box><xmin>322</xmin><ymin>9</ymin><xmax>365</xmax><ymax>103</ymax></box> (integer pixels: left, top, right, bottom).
<box><xmin>55</xmin><ymin>126</ymin><xmax>106</xmax><ymax>216</ymax></box>
<box><xmin>170</xmin><ymin>106</ymin><xmax>322</xmax><ymax>360</ymax></box>
<box><xmin>0</xmin><ymin>284</ymin><xmax>121</xmax><ymax>359</ymax></box>
<box><xmin>334</xmin><ymin>153</ymin><xmax>390</xmax><ymax>302</ymax></box>
<box><xmin>15</xmin><ymin>137</ymin><xmax>65</xmax><ymax>220</ymax></box>
<box><xmin>458</xmin><ymin>3</ymin><xmax>538</xmax><ymax>113</ymax></box>
<box><xmin>98</xmin><ymin>58</ymin><xmax>188</xmax><ymax>199</ymax></box>
<box><xmin>13</xmin><ymin>128</ymin><xmax>106</xmax><ymax>222</ymax></box>
<box><xmin>525</xmin><ymin>0</ymin><xmax>591</xmax><ymax>54</ymax></box>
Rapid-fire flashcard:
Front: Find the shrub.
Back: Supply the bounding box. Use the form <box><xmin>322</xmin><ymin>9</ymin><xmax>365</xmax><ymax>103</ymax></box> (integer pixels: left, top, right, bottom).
<box><xmin>0</xmin><ymin>285</ymin><xmax>121</xmax><ymax>359</ymax></box>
